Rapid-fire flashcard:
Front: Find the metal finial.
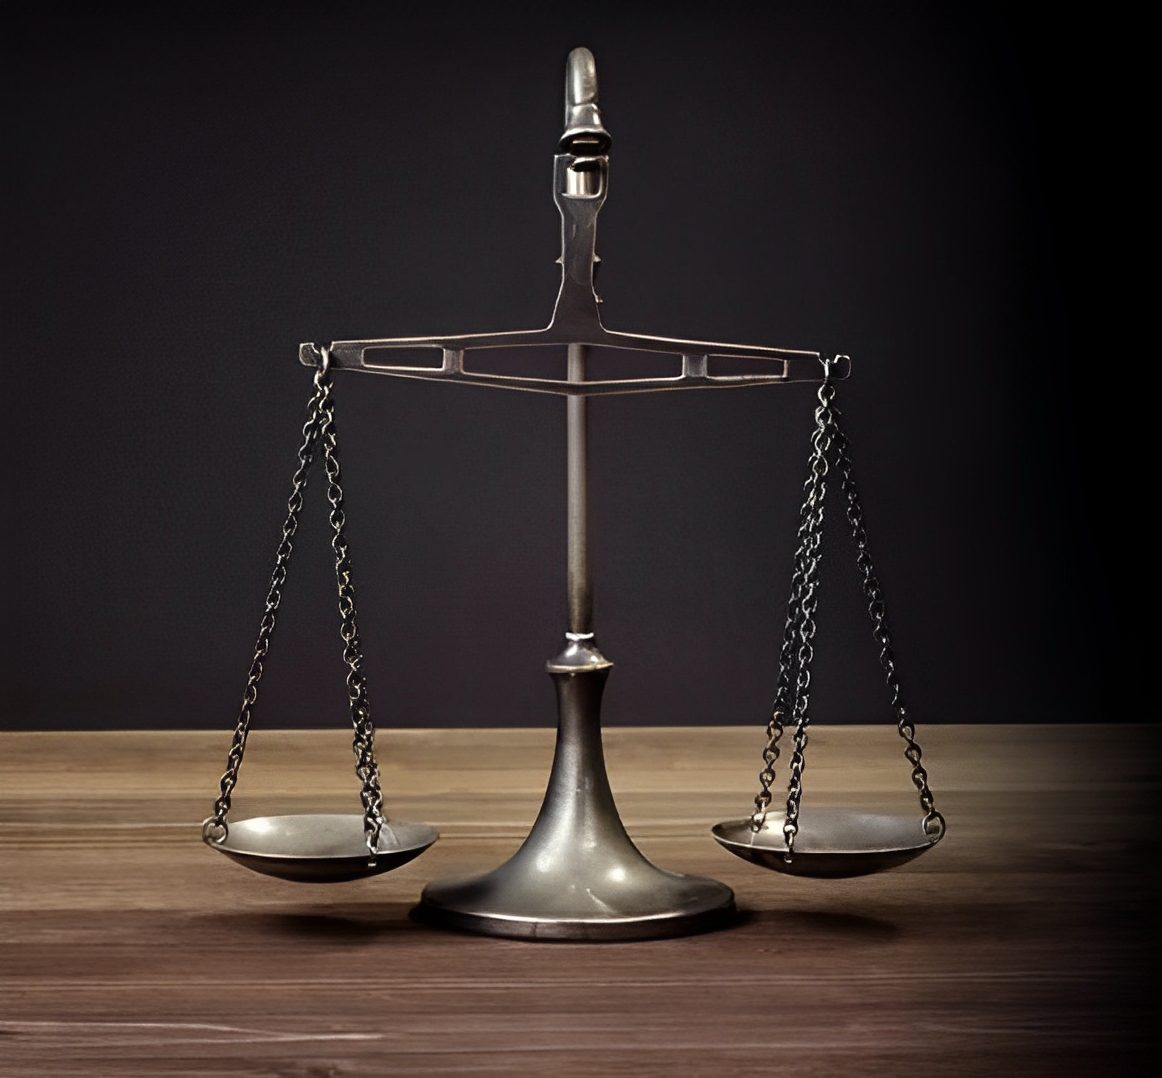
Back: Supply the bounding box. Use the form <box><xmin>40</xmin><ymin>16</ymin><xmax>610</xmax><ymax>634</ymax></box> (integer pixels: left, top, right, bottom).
<box><xmin>560</xmin><ymin>47</ymin><xmax>610</xmax><ymax>154</ymax></box>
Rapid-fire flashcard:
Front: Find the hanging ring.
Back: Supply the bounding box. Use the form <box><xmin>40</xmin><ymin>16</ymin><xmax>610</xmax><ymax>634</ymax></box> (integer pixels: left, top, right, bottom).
<box><xmin>317</xmin><ymin>344</ymin><xmax>333</xmax><ymax>376</ymax></box>
<box><xmin>923</xmin><ymin>810</ymin><xmax>946</xmax><ymax>840</ymax></box>
<box><xmin>201</xmin><ymin>817</ymin><xmax>228</xmax><ymax>845</ymax></box>
<box><xmin>820</xmin><ymin>354</ymin><xmax>851</xmax><ymax>380</ymax></box>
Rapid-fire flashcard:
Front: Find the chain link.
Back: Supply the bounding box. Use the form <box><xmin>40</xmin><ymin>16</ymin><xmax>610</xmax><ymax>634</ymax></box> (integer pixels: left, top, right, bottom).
<box><xmin>316</xmin><ymin>358</ymin><xmax>387</xmax><ymax>859</ymax></box>
<box><xmin>828</xmin><ymin>398</ymin><xmax>945</xmax><ymax>839</ymax></box>
<box><xmin>203</xmin><ymin>349</ymin><xmax>387</xmax><ymax>861</ymax></box>
<box><xmin>749</xmin><ymin>356</ymin><xmax>944</xmax><ymax>859</ymax></box>
<box><xmin>780</xmin><ymin>380</ymin><xmax>835</xmax><ymax>859</ymax></box>
<box><xmin>202</xmin><ymin>373</ymin><xmax>326</xmax><ymax>846</ymax></box>
<box><xmin>750</xmin><ymin>382</ymin><xmax>830</xmax><ymax>831</ymax></box>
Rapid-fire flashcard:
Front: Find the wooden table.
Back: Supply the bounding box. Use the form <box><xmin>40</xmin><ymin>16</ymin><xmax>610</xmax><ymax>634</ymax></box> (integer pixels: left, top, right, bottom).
<box><xmin>0</xmin><ymin>725</ymin><xmax>1157</xmax><ymax>1075</ymax></box>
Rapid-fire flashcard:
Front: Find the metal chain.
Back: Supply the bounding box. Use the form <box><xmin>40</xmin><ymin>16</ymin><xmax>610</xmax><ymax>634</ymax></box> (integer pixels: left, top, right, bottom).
<box><xmin>749</xmin><ymin>384</ymin><xmax>830</xmax><ymax>831</ymax></box>
<box><xmin>202</xmin><ymin>348</ymin><xmax>388</xmax><ymax>861</ymax></box>
<box><xmin>828</xmin><ymin>398</ymin><xmax>945</xmax><ymax>839</ymax></box>
<box><xmin>780</xmin><ymin>378</ymin><xmax>835</xmax><ymax>859</ymax></box>
<box><xmin>316</xmin><ymin>354</ymin><xmax>387</xmax><ymax>859</ymax></box>
<box><xmin>750</xmin><ymin>355</ymin><xmax>944</xmax><ymax>859</ymax></box>
<box><xmin>202</xmin><ymin>374</ymin><xmax>326</xmax><ymax>846</ymax></box>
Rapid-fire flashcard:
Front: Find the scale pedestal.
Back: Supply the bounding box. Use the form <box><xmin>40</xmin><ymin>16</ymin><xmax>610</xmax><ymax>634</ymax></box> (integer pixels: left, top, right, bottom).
<box><xmin>270</xmin><ymin>45</ymin><xmax>868</xmax><ymax>941</ymax></box>
<box><xmin>293</xmin><ymin>48</ymin><xmax>839</xmax><ymax>941</ymax></box>
<box><xmin>204</xmin><ymin>48</ymin><xmax>946</xmax><ymax>930</ymax></box>
<box><xmin>417</xmin><ymin>635</ymin><xmax>735</xmax><ymax>940</ymax></box>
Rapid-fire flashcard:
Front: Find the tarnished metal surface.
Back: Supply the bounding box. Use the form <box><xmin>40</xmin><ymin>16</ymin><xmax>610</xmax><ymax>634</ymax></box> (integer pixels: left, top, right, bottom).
<box><xmin>212</xmin><ymin>814</ymin><xmax>438</xmax><ymax>883</ymax></box>
<box><xmin>418</xmin><ymin>638</ymin><xmax>735</xmax><ymax>940</ymax></box>
<box><xmin>300</xmin><ymin>47</ymin><xmax>844</xmax><ymax>395</ymax></box>
<box><xmin>713</xmin><ymin>810</ymin><xmax>940</xmax><ymax>879</ymax></box>
<box><xmin>566</xmin><ymin>343</ymin><xmax>592</xmax><ymax>635</ymax></box>
<box><xmin>409</xmin><ymin>49</ymin><xmax>739</xmax><ymax>939</ymax></box>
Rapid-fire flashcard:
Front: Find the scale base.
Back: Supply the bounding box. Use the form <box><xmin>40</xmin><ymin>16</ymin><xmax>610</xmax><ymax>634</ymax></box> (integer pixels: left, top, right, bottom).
<box><xmin>416</xmin><ymin>863</ymin><xmax>735</xmax><ymax>942</ymax></box>
<box><xmin>415</xmin><ymin>637</ymin><xmax>736</xmax><ymax>941</ymax></box>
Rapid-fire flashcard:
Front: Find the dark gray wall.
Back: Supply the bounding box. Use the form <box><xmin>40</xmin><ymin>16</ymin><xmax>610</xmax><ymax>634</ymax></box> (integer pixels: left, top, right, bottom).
<box><xmin>2</xmin><ymin>3</ymin><xmax>1127</xmax><ymax>730</ymax></box>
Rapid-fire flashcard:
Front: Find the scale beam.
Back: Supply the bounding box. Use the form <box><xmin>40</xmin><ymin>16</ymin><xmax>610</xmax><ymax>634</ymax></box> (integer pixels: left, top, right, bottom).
<box><xmin>298</xmin><ymin>336</ymin><xmax>846</xmax><ymax>397</ymax></box>
<box><xmin>300</xmin><ymin>47</ymin><xmax>847</xmax><ymax>396</ymax></box>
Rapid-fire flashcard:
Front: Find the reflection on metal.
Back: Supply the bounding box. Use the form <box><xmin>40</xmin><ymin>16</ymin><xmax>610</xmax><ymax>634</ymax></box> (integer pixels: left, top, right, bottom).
<box><xmin>418</xmin><ymin>637</ymin><xmax>735</xmax><ymax>940</ymax></box>
<box><xmin>212</xmin><ymin>815</ymin><xmax>438</xmax><ymax>884</ymax></box>
<box><xmin>713</xmin><ymin>811</ymin><xmax>941</xmax><ymax>879</ymax></box>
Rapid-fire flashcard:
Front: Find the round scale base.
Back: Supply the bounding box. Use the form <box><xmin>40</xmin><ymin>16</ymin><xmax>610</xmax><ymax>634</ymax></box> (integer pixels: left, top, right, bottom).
<box><xmin>417</xmin><ymin>868</ymin><xmax>736</xmax><ymax>941</ymax></box>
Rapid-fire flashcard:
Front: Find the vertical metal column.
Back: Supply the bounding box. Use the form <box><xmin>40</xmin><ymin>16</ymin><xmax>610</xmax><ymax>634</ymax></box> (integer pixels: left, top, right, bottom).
<box><xmin>567</xmin><ymin>343</ymin><xmax>592</xmax><ymax>634</ymax></box>
<box><xmin>415</xmin><ymin>338</ymin><xmax>736</xmax><ymax>939</ymax></box>
<box><xmin>414</xmin><ymin>48</ymin><xmax>736</xmax><ymax>940</ymax></box>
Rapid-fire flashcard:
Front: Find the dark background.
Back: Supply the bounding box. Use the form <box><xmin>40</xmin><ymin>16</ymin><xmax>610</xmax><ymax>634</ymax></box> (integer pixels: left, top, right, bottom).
<box><xmin>1</xmin><ymin>2</ymin><xmax>1133</xmax><ymax>731</ymax></box>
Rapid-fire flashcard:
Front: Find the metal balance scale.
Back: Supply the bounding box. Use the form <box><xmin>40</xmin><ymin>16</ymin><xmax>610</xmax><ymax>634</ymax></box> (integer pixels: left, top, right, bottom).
<box><xmin>202</xmin><ymin>48</ymin><xmax>945</xmax><ymax>941</ymax></box>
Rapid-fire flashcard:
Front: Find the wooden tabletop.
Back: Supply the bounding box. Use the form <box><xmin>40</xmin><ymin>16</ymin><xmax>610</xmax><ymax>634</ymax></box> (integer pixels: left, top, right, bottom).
<box><xmin>0</xmin><ymin>724</ymin><xmax>1156</xmax><ymax>1076</ymax></box>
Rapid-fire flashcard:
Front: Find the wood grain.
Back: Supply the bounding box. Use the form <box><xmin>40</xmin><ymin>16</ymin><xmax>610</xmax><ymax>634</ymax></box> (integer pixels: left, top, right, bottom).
<box><xmin>0</xmin><ymin>725</ymin><xmax>1157</xmax><ymax>1076</ymax></box>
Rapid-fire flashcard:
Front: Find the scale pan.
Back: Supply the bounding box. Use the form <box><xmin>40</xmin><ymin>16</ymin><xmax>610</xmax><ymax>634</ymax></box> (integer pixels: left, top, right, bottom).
<box><xmin>712</xmin><ymin>808</ymin><xmax>941</xmax><ymax>879</ymax></box>
<box><xmin>207</xmin><ymin>814</ymin><xmax>439</xmax><ymax>883</ymax></box>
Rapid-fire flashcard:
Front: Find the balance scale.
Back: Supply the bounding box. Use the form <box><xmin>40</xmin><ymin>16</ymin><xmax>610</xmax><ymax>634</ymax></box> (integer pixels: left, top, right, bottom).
<box><xmin>201</xmin><ymin>48</ymin><xmax>945</xmax><ymax>942</ymax></box>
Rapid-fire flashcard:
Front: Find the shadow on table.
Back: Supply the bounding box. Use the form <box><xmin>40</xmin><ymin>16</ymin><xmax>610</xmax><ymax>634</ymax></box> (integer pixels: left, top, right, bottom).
<box><xmin>740</xmin><ymin>908</ymin><xmax>901</xmax><ymax>940</ymax></box>
<box><xmin>189</xmin><ymin>904</ymin><xmax>905</xmax><ymax>944</ymax></box>
<box><xmin>212</xmin><ymin>903</ymin><xmax>422</xmax><ymax>941</ymax></box>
